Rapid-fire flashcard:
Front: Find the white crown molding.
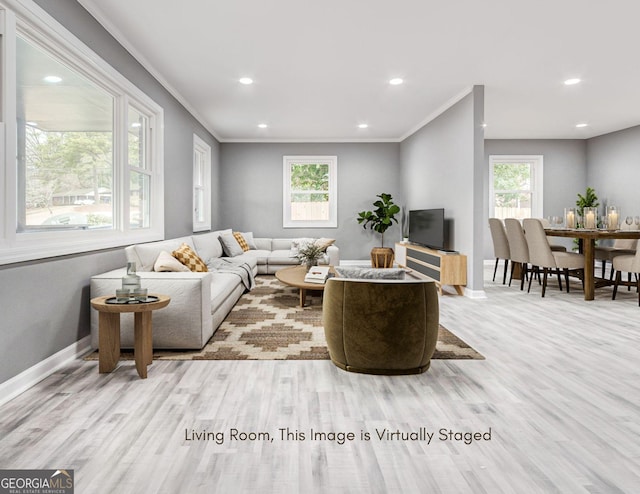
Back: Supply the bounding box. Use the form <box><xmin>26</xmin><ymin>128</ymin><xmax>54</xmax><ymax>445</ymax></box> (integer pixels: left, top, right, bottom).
<box><xmin>77</xmin><ymin>3</ymin><xmax>469</xmax><ymax>144</ymax></box>
<box><xmin>0</xmin><ymin>336</ymin><xmax>93</xmax><ymax>407</ymax></box>
<box><xmin>77</xmin><ymin>0</ymin><xmax>222</xmax><ymax>142</ymax></box>
<box><xmin>399</xmin><ymin>86</ymin><xmax>474</xmax><ymax>141</ymax></box>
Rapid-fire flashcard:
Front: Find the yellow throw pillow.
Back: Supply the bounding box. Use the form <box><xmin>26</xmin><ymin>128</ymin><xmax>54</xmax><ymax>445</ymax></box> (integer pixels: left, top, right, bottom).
<box><xmin>233</xmin><ymin>231</ymin><xmax>250</xmax><ymax>252</ymax></box>
<box><xmin>172</xmin><ymin>243</ymin><xmax>208</xmax><ymax>272</ymax></box>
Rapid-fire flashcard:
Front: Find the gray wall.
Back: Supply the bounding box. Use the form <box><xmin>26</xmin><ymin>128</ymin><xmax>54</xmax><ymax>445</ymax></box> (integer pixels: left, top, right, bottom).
<box><xmin>399</xmin><ymin>87</ymin><xmax>485</xmax><ymax>292</ymax></box>
<box><xmin>0</xmin><ymin>1</ymin><xmax>219</xmax><ymax>385</ymax></box>
<box><xmin>483</xmin><ymin>139</ymin><xmax>587</xmax><ymax>258</ymax></box>
<box><xmin>220</xmin><ymin>143</ymin><xmax>401</xmax><ymax>260</ymax></box>
<box><xmin>586</xmin><ymin>125</ymin><xmax>640</xmax><ymax>218</ymax></box>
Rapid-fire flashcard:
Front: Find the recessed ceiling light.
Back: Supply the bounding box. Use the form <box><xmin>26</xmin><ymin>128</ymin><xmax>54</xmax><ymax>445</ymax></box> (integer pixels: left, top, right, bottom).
<box><xmin>43</xmin><ymin>75</ymin><xmax>62</xmax><ymax>83</ymax></box>
<box><xmin>358</xmin><ymin>124</ymin><xmax>369</xmax><ymax>129</ymax></box>
<box><xmin>482</xmin><ymin>123</ymin><xmax>487</xmax><ymax>128</ymax></box>
<box><xmin>576</xmin><ymin>123</ymin><xmax>588</xmax><ymax>128</ymax></box>
<box><xmin>389</xmin><ymin>78</ymin><xmax>403</xmax><ymax>85</ymax></box>
<box><xmin>258</xmin><ymin>123</ymin><xmax>268</xmax><ymax>129</ymax></box>
<box><xmin>239</xmin><ymin>77</ymin><xmax>253</xmax><ymax>85</ymax></box>
<box><xmin>564</xmin><ymin>78</ymin><xmax>581</xmax><ymax>85</ymax></box>
<box><xmin>131</xmin><ymin>122</ymin><xmax>142</xmax><ymax>128</ymax></box>
<box><xmin>26</xmin><ymin>121</ymin><xmax>38</xmax><ymax>127</ymax></box>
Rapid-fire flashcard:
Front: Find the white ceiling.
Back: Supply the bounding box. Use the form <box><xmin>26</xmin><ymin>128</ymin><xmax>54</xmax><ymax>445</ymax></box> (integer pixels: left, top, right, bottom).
<box><xmin>77</xmin><ymin>0</ymin><xmax>640</xmax><ymax>142</ymax></box>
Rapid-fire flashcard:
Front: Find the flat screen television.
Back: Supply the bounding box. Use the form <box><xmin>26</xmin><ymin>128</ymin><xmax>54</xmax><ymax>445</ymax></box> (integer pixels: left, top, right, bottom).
<box><xmin>408</xmin><ymin>208</ymin><xmax>445</xmax><ymax>250</ymax></box>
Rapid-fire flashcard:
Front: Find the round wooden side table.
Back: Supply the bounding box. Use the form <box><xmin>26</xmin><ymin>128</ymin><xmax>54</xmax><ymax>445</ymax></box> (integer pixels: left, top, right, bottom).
<box><xmin>90</xmin><ymin>294</ymin><xmax>170</xmax><ymax>378</ymax></box>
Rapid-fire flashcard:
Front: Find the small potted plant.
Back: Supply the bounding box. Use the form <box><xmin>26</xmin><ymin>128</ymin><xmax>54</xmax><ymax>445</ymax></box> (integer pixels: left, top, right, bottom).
<box><xmin>357</xmin><ymin>193</ymin><xmax>401</xmax><ymax>267</ymax></box>
<box><xmin>296</xmin><ymin>242</ymin><xmax>325</xmax><ymax>271</ymax></box>
<box><xmin>576</xmin><ymin>186</ymin><xmax>600</xmax><ymax>225</ymax></box>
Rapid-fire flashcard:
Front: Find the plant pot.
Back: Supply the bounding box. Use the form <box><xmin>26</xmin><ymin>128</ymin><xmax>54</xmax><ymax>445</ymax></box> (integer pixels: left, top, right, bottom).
<box><xmin>370</xmin><ymin>247</ymin><xmax>394</xmax><ymax>268</ymax></box>
<box><xmin>305</xmin><ymin>260</ymin><xmax>318</xmax><ymax>271</ymax></box>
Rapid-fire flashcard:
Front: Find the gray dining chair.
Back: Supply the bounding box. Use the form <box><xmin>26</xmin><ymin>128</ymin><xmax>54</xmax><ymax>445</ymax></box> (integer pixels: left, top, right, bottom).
<box><xmin>488</xmin><ymin>218</ymin><xmax>510</xmax><ymax>284</ymax></box>
<box><xmin>504</xmin><ymin>218</ymin><xmax>530</xmax><ymax>290</ymax></box>
<box><xmin>537</xmin><ymin>218</ymin><xmax>568</xmax><ymax>252</ymax></box>
<box><xmin>611</xmin><ymin>248</ymin><xmax>640</xmax><ymax>306</ymax></box>
<box><xmin>595</xmin><ymin>222</ymin><xmax>638</xmax><ymax>279</ymax></box>
<box><xmin>523</xmin><ymin>218</ymin><xmax>585</xmax><ymax>297</ymax></box>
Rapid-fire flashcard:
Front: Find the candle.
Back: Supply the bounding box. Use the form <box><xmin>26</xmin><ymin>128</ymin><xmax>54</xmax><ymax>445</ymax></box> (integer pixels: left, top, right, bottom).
<box><xmin>608</xmin><ymin>212</ymin><xmax>618</xmax><ymax>230</ymax></box>
<box><xmin>566</xmin><ymin>211</ymin><xmax>575</xmax><ymax>229</ymax></box>
<box><xmin>585</xmin><ymin>211</ymin><xmax>596</xmax><ymax>229</ymax></box>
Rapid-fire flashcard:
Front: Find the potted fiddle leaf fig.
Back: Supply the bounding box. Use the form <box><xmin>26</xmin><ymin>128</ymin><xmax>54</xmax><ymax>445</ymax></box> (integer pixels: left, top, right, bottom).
<box><xmin>357</xmin><ymin>193</ymin><xmax>401</xmax><ymax>267</ymax></box>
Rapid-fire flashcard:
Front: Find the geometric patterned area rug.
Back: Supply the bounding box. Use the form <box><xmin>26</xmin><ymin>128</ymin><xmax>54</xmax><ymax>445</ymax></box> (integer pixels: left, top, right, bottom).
<box><xmin>85</xmin><ymin>276</ymin><xmax>484</xmax><ymax>361</ymax></box>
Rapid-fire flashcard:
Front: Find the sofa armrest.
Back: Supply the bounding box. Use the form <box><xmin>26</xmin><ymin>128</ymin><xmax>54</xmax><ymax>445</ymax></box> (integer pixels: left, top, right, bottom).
<box><xmin>90</xmin><ymin>268</ymin><xmax>213</xmax><ymax>349</ymax></box>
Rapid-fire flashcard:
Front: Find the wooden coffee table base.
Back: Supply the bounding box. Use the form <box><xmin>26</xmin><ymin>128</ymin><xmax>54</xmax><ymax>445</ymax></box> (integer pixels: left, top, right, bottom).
<box><xmin>275</xmin><ymin>265</ymin><xmax>334</xmax><ymax>307</ymax></box>
<box><xmin>91</xmin><ymin>294</ymin><xmax>170</xmax><ymax>378</ymax></box>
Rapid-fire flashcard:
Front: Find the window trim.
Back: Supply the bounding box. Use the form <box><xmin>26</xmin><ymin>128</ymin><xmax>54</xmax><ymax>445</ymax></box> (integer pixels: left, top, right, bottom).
<box><xmin>192</xmin><ymin>133</ymin><xmax>211</xmax><ymax>232</ymax></box>
<box><xmin>489</xmin><ymin>155</ymin><xmax>543</xmax><ymax>220</ymax></box>
<box><xmin>283</xmin><ymin>155</ymin><xmax>337</xmax><ymax>228</ymax></box>
<box><xmin>0</xmin><ymin>0</ymin><xmax>164</xmax><ymax>265</ymax></box>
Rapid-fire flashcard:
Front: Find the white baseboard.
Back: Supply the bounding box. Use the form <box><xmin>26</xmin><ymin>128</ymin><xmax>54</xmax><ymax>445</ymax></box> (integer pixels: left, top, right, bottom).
<box><xmin>464</xmin><ymin>288</ymin><xmax>487</xmax><ymax>299</ymax></box>
<box><xmin>338</xmin><ymin>260</ymin><xmax>371</xmax><ymax>266</ymax></box>
<box><xmin>0</xmin><ymin>335</ymin><xmax>93</xmax><ymax>407</ymax></box>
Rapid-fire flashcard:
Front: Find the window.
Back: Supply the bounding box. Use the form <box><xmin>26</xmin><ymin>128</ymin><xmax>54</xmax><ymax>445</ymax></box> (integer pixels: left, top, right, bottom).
<box><xmin>283</xmin><ymin>155</ymin><xmax>337</xmax><ymax>228</ymax></box>
<box><xmin>0</xmin><ymin>3</ymin><xmax>164</xmax><ymax>264</ymax></box>
<box><xmin>489</xmin><ymin>155</ymin><xmax>543</xmax><ymax>220</ymax></box>
<box><xmin>193</xmin><ymin>134</ymin><xmax>211</xmax><ymax>232</ymax></box>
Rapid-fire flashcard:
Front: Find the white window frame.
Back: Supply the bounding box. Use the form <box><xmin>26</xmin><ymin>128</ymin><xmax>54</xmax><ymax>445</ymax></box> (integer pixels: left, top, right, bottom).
<box><xmin>489</xmin><ymin>155</ymin><xmax>543</xmax><ymax>220</ymax></box>
<box><xmin>283</xmin><ymin>155</ymin><xmax>337</xmax><ymax>228</ymax></box>
<box><xmin>192</xmin><ymin>134</ymin><xmax>211</xmax><ymax>232</ymax></box>
<box><xmin>0</xmin><ymin>1</ymin><xmax>164</xmax><ymax>265</ymax></box>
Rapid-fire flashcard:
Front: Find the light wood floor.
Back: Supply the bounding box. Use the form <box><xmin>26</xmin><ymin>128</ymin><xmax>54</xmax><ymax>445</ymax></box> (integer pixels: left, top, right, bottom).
<box><xmin>1</xmin><ymin>266</ymin><xmax>639</xmax><ymax>493</ymax></box>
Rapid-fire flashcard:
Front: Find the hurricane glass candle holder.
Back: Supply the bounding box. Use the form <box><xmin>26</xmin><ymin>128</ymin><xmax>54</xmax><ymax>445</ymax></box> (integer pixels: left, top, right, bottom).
<box><xmin>564</xmin><ymin>208</ymin><xmax>577</xmax><ymax>229</ymax></box>
<box><xmin>582</xmin><ymin>207</ymin><xmax>598</xmax><ymax>229</ymax></box>
<box><xmin>606</xmin><ymin>206</ymin><xmax>620</xmax><ymax>230</ymax></box>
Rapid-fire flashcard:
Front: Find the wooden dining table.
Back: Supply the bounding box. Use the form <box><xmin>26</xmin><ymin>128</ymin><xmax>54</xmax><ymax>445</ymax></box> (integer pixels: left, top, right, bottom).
<box><xmin>544</xmin><ymin>228</ymin><xmax>640</xmax><ymax>300</ymax></box>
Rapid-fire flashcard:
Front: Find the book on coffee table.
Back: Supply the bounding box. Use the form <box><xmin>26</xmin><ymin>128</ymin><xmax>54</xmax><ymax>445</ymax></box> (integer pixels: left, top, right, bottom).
<box><xmin>304</xmin><ymin>266</ymin><xmax>330</xmax><ymax>284</ymax></box>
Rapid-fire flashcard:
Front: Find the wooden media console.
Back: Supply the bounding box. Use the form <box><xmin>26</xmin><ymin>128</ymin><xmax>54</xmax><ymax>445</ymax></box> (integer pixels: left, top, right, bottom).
<box><xmin>395</xmin><ymin>243</ymin><xmax>467</xmax><ymax>295</ymax></box>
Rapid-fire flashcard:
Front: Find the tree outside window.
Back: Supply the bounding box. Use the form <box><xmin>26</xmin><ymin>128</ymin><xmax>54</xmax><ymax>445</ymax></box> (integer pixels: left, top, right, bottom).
<box><xmin>489</xmin><ymin>156</ymin><xmax>543</xmax><ymax>220</ymax></box>
<box><xmin>283</xmin><ymin>156</ymin><xmax>337</xmax><ymax>228</ymax></box>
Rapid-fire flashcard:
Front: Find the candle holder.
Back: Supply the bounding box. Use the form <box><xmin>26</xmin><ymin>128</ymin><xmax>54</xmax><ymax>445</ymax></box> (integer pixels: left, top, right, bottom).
<box><xmin>606</xmin><ymin>205</ymin><xmax>620</xmax><ymax>230</ymax></box>
<box><xmin>564</xmin><ymin>208</ymin><xmax>577</xmax><ymax>229</ymax></box>
<box><xmin>582</xmin><ymin>207</ymin><xmax>598</xmax><ymax>229</ymax></box>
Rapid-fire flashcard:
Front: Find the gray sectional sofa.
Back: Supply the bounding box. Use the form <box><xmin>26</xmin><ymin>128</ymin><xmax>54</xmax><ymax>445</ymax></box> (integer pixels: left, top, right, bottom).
<box><xmin>90</xmin><ymin>229</ymin><xmax>339</xmax><ymax>350</ymax></box>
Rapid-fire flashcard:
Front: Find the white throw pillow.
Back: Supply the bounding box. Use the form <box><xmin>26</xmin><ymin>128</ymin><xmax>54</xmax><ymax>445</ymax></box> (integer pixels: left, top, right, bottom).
<box><xmin>154</xmin><ymin>250</ymin><xmax>190</xmax><ymax>272</ymax></box>
<box><xmin>289</xmin><ymin>237</ymin><xmax>315</xmax><ymax>258</ymax></box>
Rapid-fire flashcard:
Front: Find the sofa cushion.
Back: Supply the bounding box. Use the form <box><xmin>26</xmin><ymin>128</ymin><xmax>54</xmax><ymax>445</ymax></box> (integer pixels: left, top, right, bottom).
<box><xmin>192</xmin><ymin>229</ymin><xmax>231</xmax><ymax>263</ymax></box>
<box><xmin>219</xmin><ymin>232</ymin><xmax>244</xmax><ymax>257</ymax></box>
<box><xmin>269</xmin><ymin>249</ymin><xmax>302</xmax><ymax>266</ymax></box>
<box><xmin>154</xmin><ymin>250</ymin><xmax>191</xmax><ymax>272</ymax></box>
<box><xmin>241</xmin><ymin>249</ymin><xmax>270</xmax><ymax>265</ymax></box>
<box><xmin>129</xmin><ymin>236</ymin><xmax>194</xmax><ymax>271</ymax></box>
<box><xmin>173</xmin><ymin>243</ymin><xmax>208</xmax><ymax>272</ymax></box>
<box><xmin>335</xmin><ymin>266</ymin><xmax>405</xmax><ymax>280</ymax></box>
<box><xmin>210</xmin><ymin>273</ymin><xmax>244</xmax><ymax>312</ymax></box>
<box><xmin>254</xmin><ymin>238</ymin><xmax>272</xmax><ymax>250</ymax></box>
